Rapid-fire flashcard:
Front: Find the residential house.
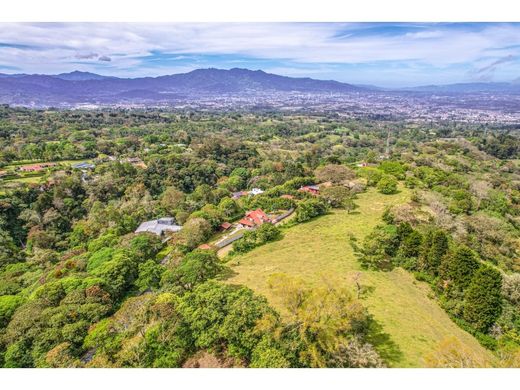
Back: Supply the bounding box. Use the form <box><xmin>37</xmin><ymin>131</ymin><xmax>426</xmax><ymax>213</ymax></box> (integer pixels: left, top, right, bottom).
<box><xmin>135</xmin><ymin>217</ymin><xmax>182</xmax><ymax>236</ymax></box>
<box><xmin>299</xmin><ymin>184</ymin><xmax>320</xmax><ymax>195</ymax></box>
<box><xmin>249</xmin><ymin>188</ymin><xmax>264</xmax><ymax>196</ymax></box>
<box><xmin>19</xmin><ymin>163</ymin><xmax>56</xmax><ymax>172</ymax></box>
<box><xmin>219</xmin><ymin>222</ymin><xmax>232</xmax><ymax>231</ymax></box>
<box><xmin>231</xmin><ymin>191</ymin><xmax>248</xmax><ymax>200</ymax></box>
<box><xmin>72</xmin><ymin>162</ymin><xmax>96</xmax><ymax>170</ymax></box>
<box><xmin>238</xmin><ymin>209</ymin><xmax>271</xmax><ymax>228</ymax></box>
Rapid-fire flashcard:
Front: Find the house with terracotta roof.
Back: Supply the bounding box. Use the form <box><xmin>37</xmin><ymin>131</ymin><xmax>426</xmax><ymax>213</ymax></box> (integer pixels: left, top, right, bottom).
<box><xmin>219</xmin><ymin>222</ymin><xmax>232</xmax><ymax>231</ymax></box>
<box><xmin>299</xmin><ymin>184</ymin><xmax>320</xmax><ymax>195</ymax></box>
<box><xmin>238</xmin><ymin>209</ymin><xmax>271</xmax><ymax>228</ymax></box>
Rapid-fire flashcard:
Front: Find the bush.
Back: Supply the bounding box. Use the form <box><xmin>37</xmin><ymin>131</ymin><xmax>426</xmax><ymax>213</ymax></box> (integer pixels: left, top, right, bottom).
<box><xmin>233</xmin><ymin>224</ymin><xmax>282</xmax><ymax>254</ymax></box>
<box><xmin>295</xmin><ymin>199</ymin><xmax>329</xmax><ymax>223</ymax></box>
<box><xmin>377</xmin><ymin>174</ymin><xmax>398</xmax><ymax>195</ymax></box>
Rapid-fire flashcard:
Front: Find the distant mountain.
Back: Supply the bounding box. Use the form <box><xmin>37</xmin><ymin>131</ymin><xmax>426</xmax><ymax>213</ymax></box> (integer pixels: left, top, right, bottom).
<box><xmin>0</xmin><ymin>68</ymin><xmax>367</xmax><ymax>106</ymax></box>
<box><xmin>401</xmin><ymin>82</ymin><xmax>520</xmax><ymax>93</ymax></box>
<box><xmin>54</xmin><ymin>71</ymin><xmax>114</xmax><ymax>81</ymax></box>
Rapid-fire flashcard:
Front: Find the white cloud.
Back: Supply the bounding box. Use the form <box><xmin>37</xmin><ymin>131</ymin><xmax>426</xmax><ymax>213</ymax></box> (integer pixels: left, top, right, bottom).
<box><xmin>0</xmin><ymin>23</ymin><xmax>519</xmax><ymax>81</ymax></box>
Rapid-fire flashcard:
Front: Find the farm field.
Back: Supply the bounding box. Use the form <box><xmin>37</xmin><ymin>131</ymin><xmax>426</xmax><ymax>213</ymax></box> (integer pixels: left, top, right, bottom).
<box><xmin>226</xmin><ymin>186</ymin><xmax>495</xmax><ymax>367</ymax></box>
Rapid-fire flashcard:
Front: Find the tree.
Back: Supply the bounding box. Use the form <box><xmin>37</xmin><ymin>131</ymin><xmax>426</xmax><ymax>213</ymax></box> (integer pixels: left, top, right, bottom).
<box><xmin>166</xmin><ymin>250</ymin><xmax>222</xmax><ymax>291</ymax></box>
<box><xmin>377</xmin><ymin>174</ymin><xmax>398</xmax><ymax>195</ymax></box>
<box><xmin>502</xmin><ymin>273</ymin><xmax>520</xmax><ymax>306</ymax></box>
<box><xmin>463</xmin><ymin>266</ymin><xmax>503</xmax><ymax>333</ymax></box>
<box><xmin>342</xmin><ymin>195</ymin><xmax>358</xmax><ymax>214</ymax></box>
<box><xmin>379</xmin><ymin>161</ymin><xmax>406</xmax><ymax>179</ymax></box>
<box><xmin>267</xmin><ymin>273</ymin><xmax>377</xmax><ymax>368</ymax></box>
<box><xmin>295</xmin><ymin>199</ymin><xmax>328</xmax><ymax>223</ymax></box>
<box><xmin>315</xmin><ymin>164</ymin><xmax>355</xmax><ymax>184</ymax></box>
<box><xmin>425</xmin><ymin>337</ymin><xmax>489</xmax><ymax>368</ymax></box>
<box><xmin>172</xmin><ymin>217</ymin><xmax>212</xmax><ymax>251</ymax></box>
<box><xmin>159</xmin><ymin>187</ymin><xmax>185</xmax><ymax>215</ymax></box>
<box><xmin>320</xmin><ymin>186</ymin><xmax>351</xmax><ymax>208</ymax></box>
<box><xmin>439</xmin><ymin>246</ymin><xmax>480</xmax><ymax>291</ymax></box>
<box><xmin>358</xmin><ymin>167</ymin><xmax>382</xmax><ymax>187</ymax></box>
<box><xmin>135</xmin><ymin>260</ymin><xmax>164</xmax><ymax>292</ymax></box>
<box><xmin>419</xmin><ymin>229</ymin><xmax>449</xmax><ymax>275</ymax></box>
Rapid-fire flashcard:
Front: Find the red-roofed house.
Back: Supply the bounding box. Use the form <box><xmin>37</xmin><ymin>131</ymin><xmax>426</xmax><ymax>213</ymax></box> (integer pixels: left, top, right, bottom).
<box><xmin>219</xmin><ymin>222</ymin><xmax>232</xmax><ymax>231</ymax></box>
<box><xmin>198</xmin><ymin>244</ymin><xmax>213</xmax><ymax>250</ymax></box>
<box><xmin>299</xmin><ymin>184</ymin><xmax>320</xmax><ymax>195</ymax></box>
<box><xmin>238</xmin><ymin>209</ymin><xmax>271</xmax><ymax>228</ymax></box>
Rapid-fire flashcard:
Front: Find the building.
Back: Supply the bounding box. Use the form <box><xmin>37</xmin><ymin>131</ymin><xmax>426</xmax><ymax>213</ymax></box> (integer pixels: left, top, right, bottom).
<box><xmin>231</xmin><ymin>191</ymin><xmax>248</xmax><ymax>199</ymax></box>
<box><xmin>299</xmin><ymin>184</ymin><xmax>320</xmax><ymax>195</ymax></box>
<box><xmin>280</xmin><ymin>194</ymin><xmax>294</xmax><ymax>200</ymax></box>
<box><xmin>249</xmin><ymin>188</ymin><xmax>264</xmax><ymax>196</ymax></box>
<box><xmin>18</xmin><ymin>163</ymin><xmax>56</xmax><ymax>172</ymax></box>
<box><xmin>72</xmin><ymin>162</ymin><xmax>96</xmax><ymax>170</ymax></box>
<box><xmin>219</xmin><ymin>222</ymin><xmax>232</xmax><ymax>231</ymax></box>
<box><xmin>135</xmin><ymin>217</ymin><xmax>182</xmax><ymax>236</ymax></box>
<box><xmin>238</xmin><ymin>209</ymin><xmax>271</xmax><ymax>228</ymax></box>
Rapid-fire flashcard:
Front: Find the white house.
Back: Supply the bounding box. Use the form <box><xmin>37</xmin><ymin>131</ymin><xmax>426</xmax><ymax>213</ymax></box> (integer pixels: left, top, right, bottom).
<box><xmin>135</xmin><ymin>217</ymin><xmax>182</xmax><ymax>236</ymax></box>
<box><xmin>249</xmin><ymin>188</ymin><xmax>264</xmax><ymax>196</ymax></box>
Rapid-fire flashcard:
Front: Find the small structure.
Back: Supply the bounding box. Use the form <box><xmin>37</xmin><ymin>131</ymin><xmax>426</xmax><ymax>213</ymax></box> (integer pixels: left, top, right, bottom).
<box><xmin>299</xmin><ymin>184</ymin><xmax>320</xmax><ymax>196</ymax></box>
<box><xmin>249</xmin><ymin>188</ymin><xmax>264</xmax><ymax>196</ymax></box>
<box><xmin>357</xmin><ymin>162</ymin><xmax>368</xmax><ymax>167</ymax></box>
<box><xmin>198</xmin><ymin>243</ymin><xmax>213</xmax><ymax>250</ymax></box>
<box><xmin>122</xmin><ymin>157</ymin><xmax>147</xmax><ymax>169</ymax></box>
<box><xmin>72</xmin><ymin>162</ymin><xmax>95</xmax><ymax>170</ymax></box>
<box><xmin>280</xmin><ymin>194</ymin><xmax>294</xmax><ymax>200</ymax></box>
<box><xmin>231</xmin><ymin>191</ymin><xmax>248</xmax><ymax>200</ymax></box>
<box><xmin>19</xmin><ymin>163</ymin><xmax>56</xmax><ymax>172</ymax></box>
<box><xmin>238</xmin><ymin>209</ymin><xmax>271</xmax><ymax>228</ymax></box>
<box><xmin>219</xmin><ymin>222</ymin><xmax>232</xmax><ymax>231</ymax></box>
<box><xmin>135</xmin><ymin>217</ymin><xmax>182</xmax><ymax>236</ymax></box>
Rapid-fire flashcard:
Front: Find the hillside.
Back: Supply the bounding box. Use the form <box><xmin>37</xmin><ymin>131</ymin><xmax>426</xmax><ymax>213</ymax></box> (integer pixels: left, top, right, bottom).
<box><xmin>0</xmin><ymin>68</ymin><xmax>365</xmax><ymax>106</ymax></box>
<box><xmin>226</xmin><ymin>186</ymin><xmax>495</xmax><ymax>367</ymax></box>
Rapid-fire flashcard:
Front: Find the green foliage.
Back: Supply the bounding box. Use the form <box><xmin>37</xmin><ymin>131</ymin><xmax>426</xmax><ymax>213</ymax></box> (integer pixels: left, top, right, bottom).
<box><xmin>439</xmin><ymin>246</ymin><xmax>480</xmax><ymax>291</ymax></box>
<box><xmin>0</xmin><ymin>295</ymin><xmax>23</xmax><ymax>327</ymax></box>
<box><xmin>232</xmin><ymin>223</ymin><xmax>282</xmax><ymax>254</ymax></box>
<box><xmin>320</xmin><ymin>185</ymin><xmax>351</xmax><ymax>208</ymax></box>
<box><xmin>358</xmin><ymin>167</ymin><xmax>382</xmax><ymax>186</ymax></box>
<box><xmin>295</xmin><ymin>198</ymin><xmax>329</xmax><ymax>223</ymax></box>
<box><xmin>351</xmin><ymin>224</ymin><xmax>399</xmax><ymax>270</ymax></box>
<box><xmin>136</xmin><ymin>260</ymin><xmax>164</xmax><ymax>292</ymax></box>
<box><xmin>165</xmin><ymin>249</ymin><xmax>222</xmax><ymax>292</ymax></box>
<box><xmin>463</xmin><ymin>266</ymin><xmax>503</xmax><ymax>333</ymax></box>
<box><xmin>419</xmin><ymin>229</ymin><xmax>449</xmax><ymax>275</ymax></box>
<box><xmin>377</xmin><ymin>174</ymin><xmax>398</xmax><ymax>195</ymax></box>
<box><xmin>379</xmin><ymin>161</ymin><xmax>407</xmax><ymax>179</ymax></box>
<box><xmin>178</xmin><ymin>281</ymin><xmax>275</xmax><ymax>361</ymax></box>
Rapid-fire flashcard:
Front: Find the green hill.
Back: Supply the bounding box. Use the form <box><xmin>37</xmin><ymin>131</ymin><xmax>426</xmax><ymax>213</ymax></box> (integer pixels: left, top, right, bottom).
<box><xmin>226</xmin><ymin>187</ymin><xmax>494</xmax><ymax>367</ymax></box>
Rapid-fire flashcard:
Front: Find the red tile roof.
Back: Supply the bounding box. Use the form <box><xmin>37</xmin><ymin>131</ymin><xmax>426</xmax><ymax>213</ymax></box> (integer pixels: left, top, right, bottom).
<box><xmin>239</xmin><ymin>208</ymin><xmax>271</xmax><ymax>227</ymax></box>
<box><xmin>220</xmin><ymin>222</ymin><xmax>232</xmax><ymax>230</ymax></box>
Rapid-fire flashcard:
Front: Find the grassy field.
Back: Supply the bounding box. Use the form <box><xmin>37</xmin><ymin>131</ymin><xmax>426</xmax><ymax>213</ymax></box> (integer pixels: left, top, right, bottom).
<box><xmin>226</xmin><ymin>186</ymin><xmax>494</xmax><ymax>367</ymax></box>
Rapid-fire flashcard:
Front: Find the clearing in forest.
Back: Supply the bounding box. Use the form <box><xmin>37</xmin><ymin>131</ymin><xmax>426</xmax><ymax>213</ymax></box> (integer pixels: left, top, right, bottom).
<box><xmin>226</xmin><ymin>186</ymin><xmax>494</xmax><ymax>367</ymax></box>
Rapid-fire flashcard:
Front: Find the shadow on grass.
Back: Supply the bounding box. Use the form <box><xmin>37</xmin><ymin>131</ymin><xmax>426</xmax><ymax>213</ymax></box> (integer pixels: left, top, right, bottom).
<box><xmin>218</xmin><ymin>265</ymin><xmax>239</xmax><ymax>280</ymax></box>
<box><xmin>366</xmin><ymin>317</ymin><xmax>403</xmax><ymax>366</ymax></box>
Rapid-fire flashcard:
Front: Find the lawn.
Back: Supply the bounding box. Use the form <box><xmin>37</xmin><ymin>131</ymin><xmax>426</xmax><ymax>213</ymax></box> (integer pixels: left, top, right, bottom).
<box><xmin>225</xmin><ymin>186</ymin><xmax>494</xmax><ymax>367</ymax></box>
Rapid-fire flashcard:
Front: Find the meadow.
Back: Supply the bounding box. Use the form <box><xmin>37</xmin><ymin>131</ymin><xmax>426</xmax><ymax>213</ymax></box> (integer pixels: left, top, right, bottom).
<box><xmin>226</xmin><ymin>187</ymin><xmax>494</xmax><ymax>367</ymax></box>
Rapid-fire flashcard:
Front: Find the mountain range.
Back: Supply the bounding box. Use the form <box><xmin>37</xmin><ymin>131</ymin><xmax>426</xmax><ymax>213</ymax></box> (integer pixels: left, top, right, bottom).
<box><xmin>0</xmin><ymin>68</ymin><xmax>519</xmax><ymax>107</ymax></box>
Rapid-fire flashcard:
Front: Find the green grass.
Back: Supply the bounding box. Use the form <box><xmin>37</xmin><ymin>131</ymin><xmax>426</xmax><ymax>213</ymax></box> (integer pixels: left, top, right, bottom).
<box><xmin>226</xmin><ymin>186</ymin><xmax>494</xmax><ymax>367</ymax></box>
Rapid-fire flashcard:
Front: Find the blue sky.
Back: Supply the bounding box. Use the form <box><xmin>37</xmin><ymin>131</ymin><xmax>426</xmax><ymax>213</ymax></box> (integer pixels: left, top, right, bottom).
<box><xmin>0</xmin><ymin>23</ymin><xmax>519</xmax><ymax>87</ymax></box>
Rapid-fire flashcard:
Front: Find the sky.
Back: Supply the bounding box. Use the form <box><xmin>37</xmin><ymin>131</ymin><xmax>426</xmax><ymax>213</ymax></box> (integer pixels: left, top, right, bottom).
<box><xmin>0</xmin><ymin>22</ymin><xmax>519</xmax><ymax>87</ymax></box>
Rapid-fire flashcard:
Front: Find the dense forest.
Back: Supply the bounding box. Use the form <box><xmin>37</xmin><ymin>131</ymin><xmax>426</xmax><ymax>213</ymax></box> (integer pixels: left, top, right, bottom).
<box><xmin>0</xmin><ymin>105</ymin><xmax>519</xmax><ymax>367</ymax></box>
